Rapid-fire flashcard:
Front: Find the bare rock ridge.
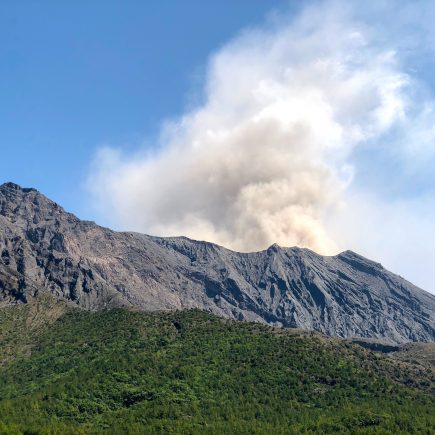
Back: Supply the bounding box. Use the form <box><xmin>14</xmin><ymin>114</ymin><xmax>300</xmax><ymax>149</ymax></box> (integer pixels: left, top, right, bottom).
<box><xmin>0</xmin><ymin>182</ymin><xmax>434</xmax><ymax>344</ymax></box>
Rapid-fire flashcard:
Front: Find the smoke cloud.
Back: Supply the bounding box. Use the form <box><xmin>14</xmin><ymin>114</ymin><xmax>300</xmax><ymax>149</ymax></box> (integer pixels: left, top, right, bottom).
<box><xmin>89</xmin><ymin>1</ymin><xmax>410</xmax><ymax>253</ymax></box>
<box><xmin>88</xmin><ymin>1</ymin><xmax>435</xmax><ymax>291</ymax></box>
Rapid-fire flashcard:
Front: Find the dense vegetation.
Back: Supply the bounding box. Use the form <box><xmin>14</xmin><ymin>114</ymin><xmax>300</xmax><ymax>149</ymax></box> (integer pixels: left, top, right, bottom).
<box><xmin>0</xmin><ymin>299</ymin><xmax>433</xmax><ymax>434</ymax></box>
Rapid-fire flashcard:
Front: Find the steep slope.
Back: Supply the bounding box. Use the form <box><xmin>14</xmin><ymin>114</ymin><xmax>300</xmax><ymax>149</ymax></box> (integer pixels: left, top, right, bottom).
<box><xmin>0</xmin><ymin>182</ymin><xmax>434</xmax><ymax>343</ymax></box>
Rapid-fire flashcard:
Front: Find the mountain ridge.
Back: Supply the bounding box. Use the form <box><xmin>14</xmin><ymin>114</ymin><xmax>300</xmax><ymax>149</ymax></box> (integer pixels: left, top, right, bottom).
<box><xmin>0</xmin><ymin>182</ymin><xmax>434</xmax><ymax>344</ymax></box>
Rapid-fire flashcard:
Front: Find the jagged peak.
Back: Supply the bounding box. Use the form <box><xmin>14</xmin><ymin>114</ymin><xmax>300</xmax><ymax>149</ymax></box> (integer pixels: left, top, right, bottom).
<box><xmin>267</xmin><ymin>243</ymin><xmax>304</xmax><ymax>251</ymax></box>
<box><xmin>337</xmin><ymin>249</ymin><xmax>384</xmax><ymax>270</ymax></box>
<box><xmin>0</xmin><ymin>182</ymin><xmax>37</xmax><ymax>194</ymax></box>
<box><xmin>0</xmin><ymin>181</ymin><xmax>76</xmax><ymax>223</ymax></box>
<box><xmin>267</xmin><ymin>243</ymin><xmax>281</xmax><ymax>252</ymax></box>
<box><xmin>338</xmin><ymin>249</ymin><xmax>370</xmax><ymax>261</ymax></box>
<box><xmin>337</xmin><ymin>249</ymin><xmax>359</xmax><ymax>258</ymax></box>
<box><xmin>0</xmin><ymin>182</ymin><xmax>55</xmax><ymax>209</ymax></box>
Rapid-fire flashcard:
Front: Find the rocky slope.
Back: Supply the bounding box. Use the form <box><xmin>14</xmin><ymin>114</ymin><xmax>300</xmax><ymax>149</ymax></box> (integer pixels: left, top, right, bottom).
<box><xmin>0</xmin><ymin>182</ymin><xmax>434</xmax><ymax>343</ymax></box>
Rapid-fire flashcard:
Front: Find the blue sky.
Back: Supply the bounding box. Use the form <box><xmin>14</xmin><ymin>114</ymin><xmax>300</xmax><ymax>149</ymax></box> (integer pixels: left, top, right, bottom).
<box><xmin>1</xmin><ymin>1</ymin><xmax>435</xmax><ymax>292</ymax></box>
<box><xmin>0</xmin><ymin>0</ymin><xmax>292</xmax><ymax>214</ymax></box>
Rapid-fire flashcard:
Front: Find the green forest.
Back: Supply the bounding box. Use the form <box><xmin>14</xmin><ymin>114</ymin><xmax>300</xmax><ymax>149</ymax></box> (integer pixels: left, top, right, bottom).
<box><xmin>0</xmin><ymin>299</ymin><xmax>433</xmax><ymax>434</ymax></box>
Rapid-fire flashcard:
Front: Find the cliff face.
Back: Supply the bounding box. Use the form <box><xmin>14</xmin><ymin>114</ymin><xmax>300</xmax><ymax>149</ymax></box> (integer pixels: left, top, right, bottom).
<box><xmin>0</xmin><ymin>182</ymin><xmax>434</xmax><ymax>344</ymax></box>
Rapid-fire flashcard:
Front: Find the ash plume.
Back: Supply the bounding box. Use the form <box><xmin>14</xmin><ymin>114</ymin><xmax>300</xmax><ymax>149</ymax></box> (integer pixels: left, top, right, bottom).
<box><xmin>88</xmin><ymin>0</ymin><xmax>434</xmax><ymax>268</ymax></box>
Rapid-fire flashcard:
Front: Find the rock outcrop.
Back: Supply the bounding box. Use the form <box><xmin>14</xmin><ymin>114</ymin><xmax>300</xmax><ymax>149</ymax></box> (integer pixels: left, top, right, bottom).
<box><xmin>0</xmin><ymin>182</ymin><xmax>434</xmax><ymax>343</ymax></box>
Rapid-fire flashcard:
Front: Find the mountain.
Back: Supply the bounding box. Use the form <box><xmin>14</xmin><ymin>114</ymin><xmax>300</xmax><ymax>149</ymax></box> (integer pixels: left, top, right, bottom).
<box><xmin>0</xmin><ymin>182</ymin><xmax>434</xmax><ymax>344</ymax></box>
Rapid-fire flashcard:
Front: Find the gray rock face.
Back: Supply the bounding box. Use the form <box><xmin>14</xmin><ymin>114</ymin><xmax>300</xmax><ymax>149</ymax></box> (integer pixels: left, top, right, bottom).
<box><xmin>0</xmin><ymin>182</ymin><xmax>434</xmax><ymax>343</ymax></box>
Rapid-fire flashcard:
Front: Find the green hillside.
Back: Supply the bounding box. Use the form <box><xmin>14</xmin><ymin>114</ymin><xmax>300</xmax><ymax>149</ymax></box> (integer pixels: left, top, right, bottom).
<box><xmin>0</xmin><ymin>299</ymin><xmax>433</xmax><ymax>434</ymax></box>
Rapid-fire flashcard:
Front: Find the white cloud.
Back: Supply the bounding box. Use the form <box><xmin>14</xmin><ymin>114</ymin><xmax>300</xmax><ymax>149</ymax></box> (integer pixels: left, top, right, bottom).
<box><xmin>88</xmin><ymin>0</ymin><xmax>435</xmax><ymax>291</ymax></box>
